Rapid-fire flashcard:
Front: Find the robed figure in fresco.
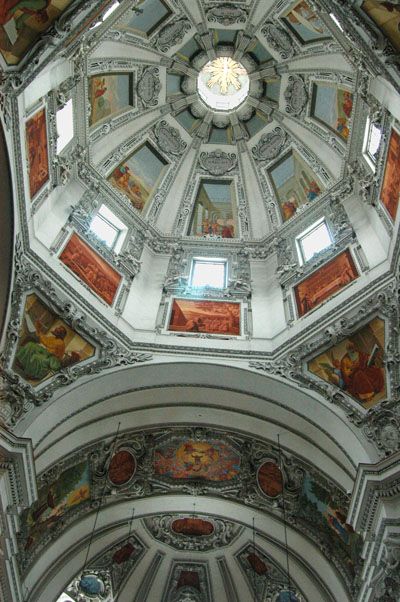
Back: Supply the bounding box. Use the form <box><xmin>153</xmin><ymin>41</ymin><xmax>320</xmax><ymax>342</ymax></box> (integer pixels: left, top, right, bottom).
<box><xmin>15</xmin><ymin>319</ymin><xmax>79</xmax><ymax>381</ymax></box>
<box><xmin>0</xmin><ymin>0</ymin><xmax>50</xmax><ymax>52</ymax></box>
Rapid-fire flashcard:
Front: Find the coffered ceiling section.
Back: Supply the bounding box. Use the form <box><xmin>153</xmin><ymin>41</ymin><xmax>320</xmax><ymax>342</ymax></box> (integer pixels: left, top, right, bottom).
<box><xmin>86</xmin><ymin>0</ymin><xmax>355</xmax><ymax>239</ymax></box>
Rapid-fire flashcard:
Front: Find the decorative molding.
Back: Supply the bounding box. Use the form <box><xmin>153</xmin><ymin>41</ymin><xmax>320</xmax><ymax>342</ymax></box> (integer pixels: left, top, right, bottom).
<box><xmin>137</xmin><ymin>66</ymin><xmax>161</xmax><ymax>108</ymax></box>
<box><xmin>206</xmin><ymin>5</ymin><xmax>248</xmax><ymax>26</ymax></box>
<box><xmin>0</xmin><ymin>239</ymin><xmax>152</xmax><ymax>423</ymax></box>
<box><xmin>198</xmin><ymin>150</ymin><xmax>237</xmax><ymax>176</ymax></box>
<box><xmin>154</xmin><ymin>120</ymin><xmax>187</xmax><ymax>156</ymax></box>
<box><xmin>154</xmin><ymin>19</ymin><xmax>191</xmax><ymax>53</ymax></box>
<box><xmin>284</xmin><ymin>74</ymin><xmax>309</xmax><ymax>117</ymax></box>
<box><xmin>251</xmin><ymin>127</ymin><xmax>287</xmax><ymax>162</ymax></box>
<box><xmin>261</xmin><ymin>23</ymin><xmax>295</xmax><ymax>60</ymax></box>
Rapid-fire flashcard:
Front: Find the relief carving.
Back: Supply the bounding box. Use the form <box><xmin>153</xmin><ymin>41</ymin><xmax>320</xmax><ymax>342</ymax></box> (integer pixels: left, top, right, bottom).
<box><xmin>137</xmin><ymin>66</ymin><xmax>161</xmax><ymax>107</ymax></box>
<box><xmin>206</xmin><ymin>5</ymin><xmax>248</xmax><ymax>26</ymax></box>
<box><xmin>154</xmin><ymin>120</ymin><xmax>187</xmax><ymax>156</ymax></box>
<box><xmin>198</xmin><ymin>150</ymin><xmax>237</xmax><ymax>176</ymax></box>
<box><xmin>155</xmin><ymin>19</ymin><xmax>191</xmax><ymax>52</ymax></box>
<box><xmin>284</xmin><ymin>74</ymin><xmax>308</xmax><ymax>116</ymax></box>
<box><xmin>252</xmin><ymin>127</ymin><xmax>287</xmax><ymax>162</ymax></box>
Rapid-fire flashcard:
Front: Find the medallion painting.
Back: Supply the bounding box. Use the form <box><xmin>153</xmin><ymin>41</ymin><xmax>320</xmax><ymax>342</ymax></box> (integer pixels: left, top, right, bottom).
<box><xmin>269</xmin><ymin>151</ymin><xmax>324</xmax><ymax>221</ymax></box>
<box><xmin>59</xmin><ymin>233</ymin><xmax>122</xmax><ymax>305</ymax></box>
<box><xmin>13</xmin><ymin>294</ymin><xmax>95</xmax><ymax>386</ymax></box>
<box><xmin>362</xmin><ymin>1</ymin><xmax>400</xmax><ymax>51</ymax></box>
<box><xmin>89</xmin><ymin>74</ymin><xmax>134</xmax><ymax>126</ymax></box>
<box><xmin>171</xmin><ymin>518</ymin><xmax>214</xmax><ymax>537</ymax></box>
<box><xmin>0</xmin><ymin>0</ymin><xmax>73</xmax><ymax>65</ymax></box>
<box><xmin>188</xmin><ymin>180</ymin><xmax>238</xmax><ymax>238</ymax></box>
<box><xmin>283</xmin><ymin>1</ymin><xmax>330</xmax><ymax>43</ymax></box>
<box><xmin>294</xmin><ymin>250</ymin><xmax>359</xmax><ymax>317</ymax></box>
<box><xmin>380</xmin><ymin>128</ymin><xmax>400</xmax><ymax>221</ymax></box>
<box><xmin>108</xmin><ymin>449</ymin><xmax>137</xmax><ymax>486</ymax></box>
<box><xmin>168</xmin><ymin>299</ymin><xmax>241</xmax><ymax>336</ymax></box>
<box><xmin>308</xmin><ymin>318</ymin><xmax>386</xmax><ymax>409</ymax></box>
<box><xmin>154</xmin><ymin>439</ymin><xmax>241</xmax><ymax>481</ymax></box>
<box><xmin>124</xmin><ymin>0</ymin><xmax>171</xmax><ymax>36</ymax></box>
<box><xmin>311</xmin><ymin>84</ymin><xmax>353</xmax><ymax>141</ymax></box>
<box><xmin>26</xmin><ymin>108</ymin><xmax>49</xmax><ymax>198</ymax></box>
<box><xmin>108</xmin><ymin>142</ymin><xmax>168</xmax><ymax>213</ymax></box>
<box><xmin>22</xmin><ymin>461</ymin><xmax>90</xmax><ymax>550</ymax></box>
<box><xmin>257</xmin><ymin>461</ymin><xmax>283</xmax><ymax>498</ymax></box>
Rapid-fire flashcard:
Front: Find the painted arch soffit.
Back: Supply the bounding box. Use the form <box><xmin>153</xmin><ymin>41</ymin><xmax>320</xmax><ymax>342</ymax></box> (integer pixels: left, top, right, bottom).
<box><xmin>18</xmin><ymin>425</ymin><xmax>359</xmax><ymax>599</ymax></box>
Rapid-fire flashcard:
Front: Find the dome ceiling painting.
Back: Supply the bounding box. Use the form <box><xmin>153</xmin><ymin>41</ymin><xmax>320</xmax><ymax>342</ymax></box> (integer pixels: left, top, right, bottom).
<box><xmin>1</xmin><ymin>1</ymin><xmax>400</xmax><ymax>602</ymax></box>
<box><xmin>86</xmin><ymin>0</ymin><xmax>353</xmax><ymax>240</ymax></box>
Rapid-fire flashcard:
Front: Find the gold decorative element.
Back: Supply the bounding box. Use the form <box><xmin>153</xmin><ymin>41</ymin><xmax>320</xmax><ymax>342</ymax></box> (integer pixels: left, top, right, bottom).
<box><xmin>203</xmin><ymin>57</ymin><xmax>247</xmax><ymax>95</ymax></box>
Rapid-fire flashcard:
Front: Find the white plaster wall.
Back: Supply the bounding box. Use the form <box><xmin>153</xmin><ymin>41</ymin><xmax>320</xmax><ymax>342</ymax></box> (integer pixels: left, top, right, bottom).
<box><xmin>250</xmin><ymin>257</ymin><xmax>287</xmax><ymax>339</ymax></box>
<box><xmin>122</xmin><ymin>247</ymin><xmax>169</xmax><ymax>330</ymax></box>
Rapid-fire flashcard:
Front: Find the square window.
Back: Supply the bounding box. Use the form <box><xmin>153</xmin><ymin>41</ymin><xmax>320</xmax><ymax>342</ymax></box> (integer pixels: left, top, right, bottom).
<box><xmin>56</xmin><ymin>99</ymin><xmax>74</xmax><ymax>154</ymax></box>
<box><xmin>190</xmin><ymin>259</ymin><xmax>227</xmax><ymax>288</ymax></box>
<box><xmin>297</xmin><ymin>219</ymin><xmax>332</xmax><ymax>264</ymax></box>
<box><xmin>89</xmin><ymin>205</ymin><xmax>127</xmax><ymax>252</ymax></box>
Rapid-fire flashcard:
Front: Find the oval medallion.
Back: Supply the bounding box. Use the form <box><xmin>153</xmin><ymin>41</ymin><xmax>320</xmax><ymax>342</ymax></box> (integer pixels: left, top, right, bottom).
<box><xmin>79</xmin><ymin>574</ymin><xmax>105</xmax><ymax>597</ymax></box>
<box><xmin>171</xmin><ymin>517</ymin><xmax>214</xmax><ymax>536</ymax></box>
<box><xmin>108</xmin><ymin>450</ymin><xmax>136</xmax><ymax>486</ymax></box>
<box><xmin>257</xmin><ymin>461</ymin><xmax>283</xmax><ymax>498</ymax></box>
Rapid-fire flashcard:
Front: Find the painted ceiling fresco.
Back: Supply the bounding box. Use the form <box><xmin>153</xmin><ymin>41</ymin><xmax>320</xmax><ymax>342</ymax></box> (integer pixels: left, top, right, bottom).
<box><xmin>3</xmin><ymin>0</ymin><xmax>400</xmax><ymax>601</ymax></box>
<box><xmin>18</xmin><ymin>427</ymin><xmax>361</xmax><ymax>593</ymax></box>
<box><xmin>0</xmin><ymin>0</ymin><xmax>74</xmax><ymax>65</ymax></box>
<box><xmin>13</xmin><ymin>294</ymin><xmax>95</xmax><ymax>386</ymax></box>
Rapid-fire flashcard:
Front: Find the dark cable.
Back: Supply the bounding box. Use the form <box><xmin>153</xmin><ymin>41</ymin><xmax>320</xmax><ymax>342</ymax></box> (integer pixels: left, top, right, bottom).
<box><xmin>278</xmin><ymin>433</ymin><xmax>292</xmax><ymax>596</ymax></box>
<box><xmin>81</xmin><ymin>422</ymin><xmax>121</xmax><ymax>573</ymax></box>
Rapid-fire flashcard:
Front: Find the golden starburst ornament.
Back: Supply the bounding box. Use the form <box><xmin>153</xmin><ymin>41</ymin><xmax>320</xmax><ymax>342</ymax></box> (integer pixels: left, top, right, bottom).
<box><xmin>203</xmin><ymin>57</ymin><xmax>247</xmax><ymax>95</ymax></box>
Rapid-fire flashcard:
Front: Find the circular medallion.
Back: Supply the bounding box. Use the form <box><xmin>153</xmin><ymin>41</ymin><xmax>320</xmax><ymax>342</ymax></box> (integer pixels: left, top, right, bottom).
<box><xmin>171</xmin><ymin>517</ymin><xmax>214</xmax><ymax>536</ymax></box>
<box><xmin>78</xmin><ymin>574</ymin><xmax>105</xmax><ymax>597</ymax></box>
<box><xmin>257</xmin><ymin>461</ymin><xmax>283</xmax><ymax>498</ymax></box>
<box><xmin>197</xmin><ymin>57</ymin><xmax>249</xmax><ymax>111</ymax></box>
<box><xmin>108</xmin><ymin>449</ymin><xmax>136</xmax><ymax>486</ymax></box>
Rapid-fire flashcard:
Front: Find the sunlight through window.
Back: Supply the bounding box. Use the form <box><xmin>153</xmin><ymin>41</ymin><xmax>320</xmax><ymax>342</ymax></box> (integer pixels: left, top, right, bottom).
<box><xmin>297</xmin><ymin>220</ymin><xmax>332</xmax><ymax>264</ymax></box>
<box><xmin>56</xmin><ymin>99</ymin><xmax>74</xmax><ymax>154</ymax></box>
<box><xmin>190</xmin><ymin>259</ymin><xmax>227</xmax><ymax>288</ymax></box>
<box><xmin>363</xmin><ymin>116</ymin><xmax>382</xmax><ymax>165</ymax></box>
<box><xmin>90</xmin><ymin>205</ymin><xmax>127</xmax><ymax>252</ymax></box>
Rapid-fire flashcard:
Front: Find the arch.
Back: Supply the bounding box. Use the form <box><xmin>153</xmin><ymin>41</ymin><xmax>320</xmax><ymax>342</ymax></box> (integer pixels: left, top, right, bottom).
<box><xmin>16</xmin><ymin>361</ymin><xmax>378</xmax><ymax>489</ymax></box>
<box><xmin>24</xmin><ymin>496</ymin><xmax>349</xmax><ymax>602</ymax></box>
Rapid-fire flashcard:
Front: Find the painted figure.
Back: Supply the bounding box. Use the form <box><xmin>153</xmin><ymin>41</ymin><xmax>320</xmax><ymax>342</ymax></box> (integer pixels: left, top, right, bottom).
<box><xmin>286</xmin><ymin>1</ymin><xmax>326</xmax><ymax>36</ymax></box>
<box><xmin>362</xmin><ymin>0</ymin><xmax>400</xmax><ymax>51</ymax></box>
<box><xmin>306</xmin><ymin>180</ymin><xmax>321</xmax><ymax>201</ymax></box>
<box><xmin>15</xmin><ymin>320</ymin><xmax>74</xmax><ymax>380</ymax></box>
<box><xmin>60</xmin><ymin>234</ymin><xmax>121</xmax><ymax>305</ymax></box>
<box><xmin>154</xmin><ymin>438</ymin><xmax>241</xmax><ymax>481</ymax></box>
<box><xmin>309</xmin><ymin>318</ymin><xmax>386</xmax><ymax>407</ymax></box>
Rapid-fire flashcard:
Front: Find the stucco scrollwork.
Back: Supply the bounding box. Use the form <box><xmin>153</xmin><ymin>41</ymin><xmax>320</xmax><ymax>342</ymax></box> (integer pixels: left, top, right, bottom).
<box><xmin>155</xmin><ymin>19</ymin><xmax>191</xmax><ymax>52</ymax></box>
<box><xmin>252</xmin><ymin>127</ymin><xmax>287</xmax><ymax>162</ymax></box>
<box><xmin>262</xmin><ymin>23</ymin><xmax>294</xmax><ymax>59</ymax></box>
<box><xmin>198</xmin><ymin>150</ymin><xmax>237</xmax><ymax>176</ymax></box>
<box><xmin>137</xmin><ymin>66</ymin><xmax>161</xmax><ymax>107</ymax></box>
<box><xmin>143</xmin><ymin>514</ymin><xmax>242</xmax><ymax>551</ymax></box>
<box><xmin>284</xmin><ymin>74</ymin><xmax>308</xmax><ymax>116</ymax></box>
<box><xmin>0</xmin><ymin>240</ymin><xmax>152</xmax><ymax>424</ymax></box>
<box><xmin>206</xmin><ymin>5</ymin><xmax>248</xmax><ymax>26</ymax></box>
<box><xmin>372</xmin><ymin>540</ymin><xmax>400</xmax><ymax>600</ymax></box>
<box><xmin>154</xmin><ymin>120</ymin><xmax>187</xmax><ymax>156</ymax></box>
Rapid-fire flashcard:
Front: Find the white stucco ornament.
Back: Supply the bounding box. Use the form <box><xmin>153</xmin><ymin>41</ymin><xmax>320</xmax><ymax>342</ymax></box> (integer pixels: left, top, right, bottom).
<box><xmin>197</xmin><ymin>57</ymin><xmax>249</xmax><ymax>110</ymax></box>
